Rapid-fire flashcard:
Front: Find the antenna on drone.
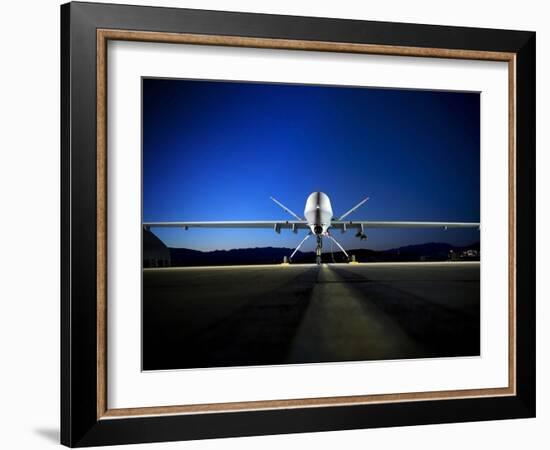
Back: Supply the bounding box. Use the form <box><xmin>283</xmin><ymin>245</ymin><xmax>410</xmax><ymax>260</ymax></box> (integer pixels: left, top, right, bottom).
<box><xmin>337</xmin><ymin>196</ymin><xmax>369</xmax><ymax>221</ymax></box>
<box><xmin>270</xmin><ymin>196</ymin><xmax>304</xmax><ymax>221</ymax></box>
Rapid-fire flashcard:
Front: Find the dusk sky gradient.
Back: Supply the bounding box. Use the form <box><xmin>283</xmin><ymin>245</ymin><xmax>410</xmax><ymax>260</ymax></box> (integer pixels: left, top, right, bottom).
<box><xmin>143</xmin><ymin>78</ymin><xmax>480</xmax><ymax>252</ymax></box>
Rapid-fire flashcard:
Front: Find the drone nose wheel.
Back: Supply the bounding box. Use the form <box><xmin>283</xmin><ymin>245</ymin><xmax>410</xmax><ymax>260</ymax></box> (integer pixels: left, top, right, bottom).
<box><xmin>315</xmin><ymin>235</ymin><xmax>323</xmax><ymax>265</ymax></box>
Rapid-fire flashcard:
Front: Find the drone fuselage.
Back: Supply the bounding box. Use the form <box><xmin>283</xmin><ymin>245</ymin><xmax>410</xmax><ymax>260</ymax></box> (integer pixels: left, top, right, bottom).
<box><xmin>304</xmin><ymin>192</ymin><xmax>333</xmax><ymax>236</ymax></box>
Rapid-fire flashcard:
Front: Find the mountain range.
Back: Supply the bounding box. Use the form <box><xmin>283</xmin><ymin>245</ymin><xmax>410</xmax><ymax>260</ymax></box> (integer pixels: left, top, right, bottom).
<box><xmin>168</xmin><ymin>242</ymin><xmax>480</xmax><ymax>267</ymax></box>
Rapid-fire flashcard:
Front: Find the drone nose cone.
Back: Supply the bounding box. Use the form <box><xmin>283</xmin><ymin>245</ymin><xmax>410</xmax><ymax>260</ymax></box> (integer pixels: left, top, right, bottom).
<box><xmin>313</xmin><ymin>225</ymin><xmax>323</xmax><ymax>235</ymax></box>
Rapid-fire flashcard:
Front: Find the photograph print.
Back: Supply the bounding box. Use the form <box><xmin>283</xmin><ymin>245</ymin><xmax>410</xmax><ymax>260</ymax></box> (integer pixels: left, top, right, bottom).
<box><xmin>141</xmin><ymin>78</ymin><xmax>481</xmax><ymax>371</ymax></box>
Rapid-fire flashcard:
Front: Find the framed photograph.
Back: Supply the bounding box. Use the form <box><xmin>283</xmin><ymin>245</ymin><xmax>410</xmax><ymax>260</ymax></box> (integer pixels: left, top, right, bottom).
<box><xmin>61</xmin><ymin>1</ymin><xmax>536</xmax><ymax>447</ymax></box>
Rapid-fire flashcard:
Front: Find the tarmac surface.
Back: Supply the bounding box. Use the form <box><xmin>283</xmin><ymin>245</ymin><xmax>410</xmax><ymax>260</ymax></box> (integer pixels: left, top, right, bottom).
<box><xmin>142</xmin><ymin>262</ymin><xmax>480</xmax><ymax>370</ymax></box>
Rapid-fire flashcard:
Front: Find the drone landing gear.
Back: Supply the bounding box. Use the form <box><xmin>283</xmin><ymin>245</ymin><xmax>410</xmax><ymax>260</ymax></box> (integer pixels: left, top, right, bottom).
<box><xmin>326</xmin><ymin>234</ymin><xmax>349</xmax><ymax>262</ymax></box>
<box><xmin>289</xmin><ymin>232</ymin><xmax>348</xmax><ymax>265</ymax></box>
<box><xmin>288</xmin><ymin>233</ymin><xmax>323</xmax><ymax>265</ymax></box>
<box><xmin>289</xmin><ymin>233</ymin><xmax>312</xmax><ymax>263</ymax></box>
<box><xmin>315</xmin><ymin>235</ymin><xmax>323</xmax><ymax>265</ymax></box>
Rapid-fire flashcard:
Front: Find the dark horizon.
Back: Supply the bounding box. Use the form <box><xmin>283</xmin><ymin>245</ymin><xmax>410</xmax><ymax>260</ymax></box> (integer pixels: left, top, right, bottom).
<box><xmin>159</xmin><ymin>239</ymin><xmax>480</xmax><ymax>268</ymax></box>
<box><xmin>164</xmin><ymin>240</ymin><xmax>480</xmax><ymax>253</ymax></box>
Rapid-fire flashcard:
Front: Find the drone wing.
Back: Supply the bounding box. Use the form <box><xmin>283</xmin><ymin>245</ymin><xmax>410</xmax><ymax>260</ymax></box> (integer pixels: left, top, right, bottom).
<box><xmin>331</xmin><ymin>221</ymin><xmax>480</xmax><ymax>231</ymax></box>
<box><xmin>143</xmin><ymin>220</ymin><xmax>309</xmax><ymax>233</ymax></box>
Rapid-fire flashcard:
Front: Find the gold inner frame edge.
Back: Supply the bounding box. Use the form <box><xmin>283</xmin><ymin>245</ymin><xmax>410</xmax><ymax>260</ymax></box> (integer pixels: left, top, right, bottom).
<box><xmin>95</xmin><ymin>29</ymin><xmax>517</xmax><ymax>420</ymax></box>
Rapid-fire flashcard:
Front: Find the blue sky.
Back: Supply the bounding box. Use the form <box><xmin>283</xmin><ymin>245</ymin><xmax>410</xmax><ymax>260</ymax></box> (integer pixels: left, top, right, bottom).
<box><xmin>143</xmin><ymin>78</ymin><xmax>480</xmax><ymax>252</ymax></box>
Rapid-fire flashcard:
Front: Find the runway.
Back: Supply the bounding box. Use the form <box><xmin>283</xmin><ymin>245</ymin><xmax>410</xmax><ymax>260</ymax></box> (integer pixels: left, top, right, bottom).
<box><xmin>142</xmin><ymin>262</ymin><xmax>480</xmax><ymax>370</ymax></box>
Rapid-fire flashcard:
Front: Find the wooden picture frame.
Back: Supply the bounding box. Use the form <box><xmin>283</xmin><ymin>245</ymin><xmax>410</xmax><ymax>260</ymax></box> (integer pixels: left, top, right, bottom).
<box><xmin>61</xmin><ymin>1</ymin><xmax>535</xmax><ymax>446</ymax></box>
